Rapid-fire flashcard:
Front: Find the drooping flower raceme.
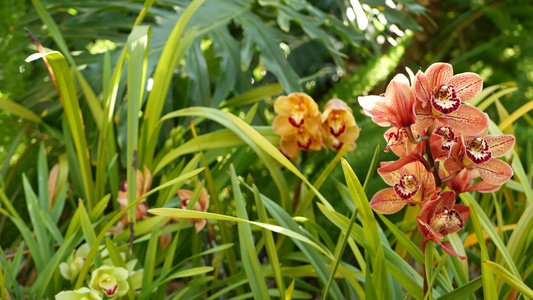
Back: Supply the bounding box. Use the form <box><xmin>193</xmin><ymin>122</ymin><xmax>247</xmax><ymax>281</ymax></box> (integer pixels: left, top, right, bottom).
<box><xmin>359</xmin><ymin>62</ymin><xmax>515</xmax><ymax>261</ymax></box>
<box><xmin>89</xmin><ymin>266</ymin><xmax>129</xmax><ymax>298</ymax></box>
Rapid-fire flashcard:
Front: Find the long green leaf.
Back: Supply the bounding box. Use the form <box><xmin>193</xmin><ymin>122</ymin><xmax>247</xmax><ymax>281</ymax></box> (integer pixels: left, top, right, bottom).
<box><xmin>22</xmin><ymin>174</ymin><xmax>51</xmax><ymax>263</ymax></box>
<box><xmin>27</xmin><ymin>51</ymin><xmax>95</xmax><ymax>208</ymax></box>
<box><xmin>468</xmin><ymin>199</ymin><xmax>497</xmax><ymax>300</ymax></box>
<box><xmin>484</xmin><ymin>261</ymin><xmax>533</xmax><ymax>298</ymax></box>
<box><xmin>126</xmin><ymin>25</ymin><xmax>150</xmax><ymax>231</ymax></box>
<box><xmin>252</xmin><ymin>184</ymin><xmax>285</xmax><ymax>297</ymax></box>
<box><xmin>230</xmin><ymin>165</ymin><xmax>270</xmax><ymax>298</ymax></box>
<box><xmin>140</xmin><ymin>0</ymin><xmax>206</xmax><ymax>168</ymax></box>
<box><xmin>0</xmin><ymin>98</ymin><xmax>41</xmax><ymax>123</ymax></box>
<box><xmin>149</xmin><ymin>208</ymin><xmax>332</xmax><ymax>258</ymax></box>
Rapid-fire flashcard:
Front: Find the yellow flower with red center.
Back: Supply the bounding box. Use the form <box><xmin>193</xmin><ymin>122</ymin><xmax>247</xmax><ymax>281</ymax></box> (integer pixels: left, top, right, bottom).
<box><xmin>272</xmin><ymin>92</ymin><xmax>321</xmax><ymax>136</ymax></box>
<box><xmin>321</xmin><ymin>98</ymin><xmax>359</xmax><ymax>152</ymax></box>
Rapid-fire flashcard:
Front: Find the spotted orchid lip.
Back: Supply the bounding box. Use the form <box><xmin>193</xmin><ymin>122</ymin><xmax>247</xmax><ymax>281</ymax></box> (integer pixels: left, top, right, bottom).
<box><xmin>393</xmin><ymin>174</ymin><xmax>420</xmax><ymax>200</ymax></box>
<box><xmin>289</xmin><ymin>117</ymin><xmax>304</xmax><ymax>127</ymax></box>
<box><xmin>434</xmin><ymin>126</ymin><xmax>458</xmax><ymax>150</ymax></box>
<box><xmin>431</xmin><ymin>84</ymin><xmax>460</xmax><ymax>114</ymax></box>
<box><xmin>103</xmin><ymin>284</ymin><xmax>118</xmax><ymax>296</ymax></box>
<box><xmin>466</xmin><ymin>137</ymin><xmax>492</xmax><ymax>164</ymax></box>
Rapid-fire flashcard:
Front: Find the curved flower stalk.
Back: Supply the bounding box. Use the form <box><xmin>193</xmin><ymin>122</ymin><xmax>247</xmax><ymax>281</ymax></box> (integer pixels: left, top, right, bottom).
<box><xmin>416</xmin><ymin>191</ymin><xmax>470</xmax><ymax>260</ymax></box>
<box><xmin>89</xmin><ymin>266</ymin><xmax>129</xmax><ymax>298</ymax></box>
<box><xmin>370</xmin><ymin>161</ymin><xmax>439</xmax><ymax>214</ymax></box>
<box><xmin>55</xmin><ymin>287</ymin><xmax>102</xmax><ymax>300</ymax></box>
<box><xmin>413</xmin><ymin>63</ymin><xmax>488</xmax><ymax>135</ymax></box>
<box><xmin>321</xmin><ymin>98</ymin><xmax>359</xmax><ymax>151</ymax></box>
<box><xmin>444</xmin><ymin>134</ymin><xmax>515</xmax><ymax>185</ymax></box>
<box><xmin>59</xmin><ymin>243</ymin><xmax>90</xmax><ymax>281</ymax></box>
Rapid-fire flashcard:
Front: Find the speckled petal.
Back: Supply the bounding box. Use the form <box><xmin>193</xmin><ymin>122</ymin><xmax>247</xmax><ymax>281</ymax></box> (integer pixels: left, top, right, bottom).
<box><xmin>369</xmin><ymin>188</ymin><xmax>408</xmax><ymax>214</ymax></box>
<box><xmin>425</xmin><ymin>63</ymin><xmax>453</xmax><ymax>90</ymax></box>
<box><xmin>476</xmin><ymin>158</ymin><xmax>514</xmax><ymax>185</ymax></box>
<box><xmin>414</xmin><ymin>71</ymin><xmax>431</xmax><ymax>105</ymax></box>
<box><xmin>438</xmin><ymin>105</ymin><xmax>488</xmax><ymax>135</ymax></box>
<box><xmin>485</xmin><ymin>135</ymin><xmax>515</xmax><ymax>157</ymax></box>
<box><xmin>447</xmin><ymin>73</ymin><xmax>483</xmax><ymax>102</ymax></box>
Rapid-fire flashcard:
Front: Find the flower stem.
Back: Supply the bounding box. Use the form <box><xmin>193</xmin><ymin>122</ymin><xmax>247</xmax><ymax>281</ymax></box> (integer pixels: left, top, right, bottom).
<box><xmin>403</xmin><ymin>126</ymin><xmax>428</xmax><ymax>144</ymax></box>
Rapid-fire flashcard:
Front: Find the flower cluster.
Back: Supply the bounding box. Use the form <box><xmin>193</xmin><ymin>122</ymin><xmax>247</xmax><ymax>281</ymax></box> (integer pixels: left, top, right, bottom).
<box><xmin>273</xmin><ymin>93</ymin><xmax>359</xmax><ymax>159</ymax></box>
<box><xmin>359</xmin><ymin>63</ymin><xmax>515</xmax><ymax>259</ymax></box>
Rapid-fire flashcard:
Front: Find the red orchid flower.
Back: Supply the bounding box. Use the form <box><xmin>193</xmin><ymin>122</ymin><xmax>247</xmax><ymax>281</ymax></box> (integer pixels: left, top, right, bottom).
<box><xmin>413</xmin><ymin>63</ymin><xmax>488</xmax><ymax>135</ymax></box>
<box><xmin>444</xmin><ymin>134</ymin><xmax>515</xmax><ymax>185</ymax></box>
<box><xmin>358</xmin><ymin>73</ymin><xmax>417</xmax><ymax>129</ymax></box>
<box><xmin>416</xmin><ymin>191</ymin><xmax>470</xmax><ymax>260</ymax></box>
<box><xmin>370</xmin><ymin>161</ymin><xmax>440</xmax><ymax>214</ymax></box>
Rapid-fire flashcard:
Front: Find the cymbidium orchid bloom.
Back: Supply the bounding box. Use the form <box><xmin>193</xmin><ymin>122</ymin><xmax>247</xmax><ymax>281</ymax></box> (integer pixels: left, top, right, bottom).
<box><xmin>55</xmin><ymin>287</ymin><xmax>102</xmax><ymax>300</ymax></box>
<box><xmin>279</xmin><ymin>125</ymin><xmax>323</xmax><ymax>159</ymax></box>
<box><xmin>173</xmin><ymin>187</ymin><xmax>210</xmax><ymax>233</ymax></box>
<box><xmin>370</xmin><ymin>161</ymin><xmax>439</xmax><ymax>214</ymax></box>
<box><xmin>114</xmin><ymin>166</ymin><xmax>152</xmax><ymax>237</ymax></box>
<box><xmin>416</xmin><ymin>191</ymin><xmax>470</xmax><ymax>260</ymax></box>
<box><xmin>358</xmin><ymin>73</ymin><xmax>417</xmax><ymax>129</ymax></box>
<box><xmin>116</xmin><ymin>166</ymin><xmax>152</xmax><ymax>221</ymax></box>
<box><xmin>89</xmin><ymin>266</ymin><xmax>129</xmax><ymax>298</ymax></box>
<box><xmin>413</xmin><ymin>63</ymin><xmax>488</xmax><ymax>135</ymax></box>
<box><xmin>272</xmin><ymin>92</ymin><xmax>321</xmax><ymax>135</ymax></box>
<box><xmin>59</xmin><ymin>243</ymin><xmax>89</xmax><ymax>281</ymax></box>
<box><xmin>444</xmin><ymin>134</ymin><xmax>515</xmax><ymax>186</ymax></box>
<box><xmin>321</xmin><ymin>98</ymin><xmax>359</xmax><ymax>152</ymax></box>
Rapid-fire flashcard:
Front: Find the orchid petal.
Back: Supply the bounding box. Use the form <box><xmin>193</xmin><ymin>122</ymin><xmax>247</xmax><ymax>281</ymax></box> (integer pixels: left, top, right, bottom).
<box><xmin>272</xmin><ymin>116</ymin><xmax>298</xmax><ymax>136</ymax></box>
<box><xmin>386</xmin><ymin>80</ymin><xmax>417</xmax><ymax>127</ymax></box>
<box><xmin>369</xmin><ymin>188</ymin><xmax>408</xmax><ymax>214</ymax></box>
<box><xmin>476</xmin><ymin>158</ymin><xmax>514</xmax><ymax>185</ymax></box>
<box><xmin>486</xmin><ymin>134</ymin><xmax>515</xmax><ymax>157</ymax></box>
<box><xmin>437</xmin><ymin>240</ymin><xmax>467</xmax><ymax>260</ymax></box>
<box><xmin>414</xmin><ymin>71</ymin><xmax>431</xmax><ymax>105</ymax></box>
<box><xmin>467</xmin><ymin>181</ymin><xmax>501</xmax><ymax>193</ymax></box>
<box><xmin>438</xmin><ymin>104</ymin><xmax>488</xmax><ymax>135</ymax></box>
<box><xmin>448</xmin><ymin>73</ymin><xmax>483</xmax><ymax>102</ymax></box>
<box><xmin>425</xmin><ymin>63</ymin><xmax>453</xmax><ymax>89</ymax></box>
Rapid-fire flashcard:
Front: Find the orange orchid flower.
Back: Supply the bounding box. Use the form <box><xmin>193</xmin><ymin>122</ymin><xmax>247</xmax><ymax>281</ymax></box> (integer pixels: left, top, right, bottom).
<box><xmin>444</xmin><ymin>134</ymin><xmax>515</xmax><ymax>185</ymax></box>
<box><xmin>116</xmin><ymin>166</ymin><xmax>152</xmax><ymax>222</ymax></box>
<box><xmin>416</xmin><ymin>191</ymin><xmax>470</xmax><ymax>260</ymax></box>
<box><xmin>413</xmin><ymin>63</ymin><xmax>488</xmax><ymax>135</ymax></box>
<box><xmin>279</xmin><ymin>124</ymin><xmax>323</xmax><ymax>159</ymax></box>
<box><xmin>358</xmin><ymin>73</ymin><xmax>417</xmax><ymax>129</ymax></box>
<box><xmin>174</xmin><ymin>187</ymin><xmax>210</xmax><ymax>233</ymax></box>
<box><xmin>321</xmin><ymin>98</ymin><xmax>359</xmax><ymax>152</ymax></box>
<box><xmin>272</xmin><ymin>92</ymin><xmax>321</xmax><ymax>136</ymax></box>
<box><xmin>370</xmin><ymin>161</ymin><xmax>440</xmax><ymax>214</ymax></box>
